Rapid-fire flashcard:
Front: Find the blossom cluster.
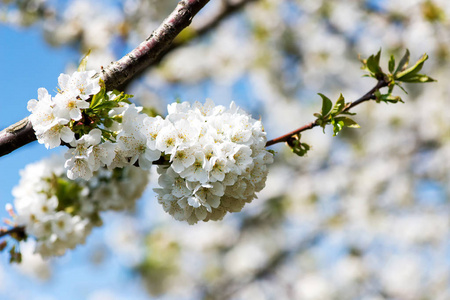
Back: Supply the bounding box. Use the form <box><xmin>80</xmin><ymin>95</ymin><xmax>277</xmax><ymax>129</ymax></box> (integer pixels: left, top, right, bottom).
<box><xmin>27</xmin><ymin>70</ymin><xmax>99</xmax><ymax>149</ymax></box>
<box><xmin>147</xmin><ymin>100</ymin><xmax>274</xmax><ymax>224</ymax></box>
<box><xmin>27</xmin><ymin>70</ymin><xmax>273</xmax><ymax>226</ymax></box>
<box><xmin>27</xmin><ymin>70</ymin><xmax>159</xmax><ymax>180</ymax></box>
<box><xmin>11</xmin><ymin>156</ymin><xmax>148</xmax><ymax>258</ymax></box>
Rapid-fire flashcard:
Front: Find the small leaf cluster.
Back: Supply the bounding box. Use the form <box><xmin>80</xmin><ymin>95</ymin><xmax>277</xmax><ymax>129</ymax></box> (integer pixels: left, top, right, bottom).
<box><xmin>8</xmin><ymin>244</ymin><xmax>22</xmax><ymax>263</ymax></box>
<box><xmin>287</xmin><ymin>133</ymin><xmax>310</xmax><ymax>156</ymax></box>
<box><xmin>388</xmin><ymin>50</ymin><xmax>435</xmax><ymax>83</ymax></box>
<box><xmin>49</xmin><ymin>174</ymin><xmax>84</xmax><ymax>214</ymax></box>
<box><xmin>311</xmin><ymin>49</ymin><xmax>434</xmax><ymax>137</ymax></box>
<box><xmin>70</xmin><ymin>80</ymin><xmax>133</xmax><ymax>141</ymax></box>
<box><xmin>72</xmin><ymin>51</ymin><xmax>133</xmax><ymax>140</ymax></box>
<box><xmin>314</xmin><ymin>93</ymin><xmax>360</xmax><ymax>136</ymax></box>
<box><xmin>361</xmin><ymin>49</ymin><xmax>435</xmax><ymax>104</ymax></box>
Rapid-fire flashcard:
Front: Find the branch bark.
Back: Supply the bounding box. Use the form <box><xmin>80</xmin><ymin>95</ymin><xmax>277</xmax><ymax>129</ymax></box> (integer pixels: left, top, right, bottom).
<box><xmin>0</xmin><ymin>226</ymin><xmax>25</xmax><ymax>239</ymax></box>
<box><xmin>0</xmin><ymin>118</ymin><xmax>37</xmax><ymax>157</ymax></box>
<box><xmin>0</xmin><ymin>0</ymin><xmax>211</xmax><ymax>158</ymax></box>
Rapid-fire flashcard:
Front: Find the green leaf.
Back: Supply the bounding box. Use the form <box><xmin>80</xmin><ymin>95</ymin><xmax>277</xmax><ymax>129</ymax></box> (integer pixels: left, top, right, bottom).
<box><xmin>103</xmin><ymin>118</ymin><xmax>114</xmax><ymax>128</ymax></box>
<box><xmin>94</xmin><ymin>101</ymin><xmax>120</xmax><ymax>111</ymax></box>
<box><xmin>331</xmin><ymin>117</ymin><xmax>343</xmax><ymax>136</ymax></box>
<box><xmin>374</xmin><ymin>90</ymin><xmax>382</xmax><ymax>103</ymax></box>
<box><xmin>331</xmin><ymin>116</ymin><xmax>360</xmax><ymax>136</ymax></box>
<box><xmin>114</xmin><ymin>92</ymin><xmax>133</xmax><ymax>103</ymax></box>
<box><xmin>397</xmin><ymin>74</ymin><xmax>436</xmax><ymax>83</ymax></box>
<box><xmin>291</xmin><ymin>140</ymin><xmax>310</xmax><ymax>157</ymax></box>
<box><xmin>267</xmin><ymin>149</ymin><xmax>276</xmax><ymax>155</ymax></box>
<box><xmin>395</xmin><ymin>49</ymin><xmax>410</xmax><ymax>74</ymax></box>
<box><xmin>381</xmin><ymin>94</ymin><xmax>404</xmax><ymax>103</ymax></box>
<box><xmin>78</xmin><ymin>50</ymin><xmax>91</xmax><ymax>72</ymax></box>
<box><xmin>313</xmin><ymin>113</ymin><xmax>322</xmax><ymax>119</ymax></box>
<box><xmin>366</xmin><ymin>49</ymin><xmax>382</xmax><ymax>75</ymax></box>
<box><xmin>9</xmin><ymin>245</ymin><xmax>22</xmax><ymax>264</ymax></box>
<box><xmin>388</xmin><ymin>83</ymin><xmax>395</xmax><ymax>94</ymax></box>
<box><xmin>318</xmin><ymin>93</ymin><xmax>333</xmax><ymax>117</ymax></box>
<box><xmin>395</xmin><ymin>53</ymin><xmax>429</xmax><ymax>81</ymax></box>
<box><xmin>330</xmin><ymin>94</ymin><xmax>346</xmax><ymax>116</ymax></box>
<box><xmin>89</xmin><ymin>79</ymin><xmax>106</xmax><ymax>109</ymax></box>
<box><xmin>334</xmin><ymin>116</ymin><xmax>360</xmax><ymax>128</ymax></box>
<box><xmin>49</xmin><ymin>175</ymin><xmax>83</xmax><ymax>213</ymax></box>
<box><xmin>287</xmin><ymin>134</ymin><xmax>310</xmax><ymax>157</ymax></box>
<box><xmin>388</xmin><ymin>55</ymin><xmax>395</xmax><ymax>73</ymax></box>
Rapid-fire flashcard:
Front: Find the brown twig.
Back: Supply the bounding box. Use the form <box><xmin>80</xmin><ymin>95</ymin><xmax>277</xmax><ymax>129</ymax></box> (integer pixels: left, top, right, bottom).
<box><xmin>0</xmin><ymin>226</ymin><xmax>25</xmax><ymax>239</ymax></box>
<box><xmin>265</xmin><ymin>78</ymin><xmax>391</xmax><ymax>147</ymax></box>
<box><xmin>0</xmin><ymin>119</ymin><xmax>37</xmax><ymax>157</ymax></box>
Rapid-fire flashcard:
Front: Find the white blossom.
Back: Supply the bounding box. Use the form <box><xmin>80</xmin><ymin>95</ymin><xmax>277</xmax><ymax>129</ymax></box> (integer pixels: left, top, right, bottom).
<box><xmin>53</xmin><ymin>91</ymin><xmax>90</xmax><ymax>121</ymax></box>
<box><xmin>27</xmin><ymin>71</ymin><xmax>102</xmax><ymax>150</ymax></box>
<box><xmin>149</xmin><ymin>100</ymin><xmax>273</xmax><ymax>224</ymax></box>
<box><xmin>116</xmin><ymin>104</ymin><xmax>161</xmax><ymax>169</ymax></box>
<box><xmin>27</xmin><ymin>88</ymin><xmax>74</xmax><ymax>149</ymax></box>
<box><xmin>57</xmin><ymin>70</ymin><xmax>100</xmax><ymax>101</ymax></box>
<box><xmin>64</xmin><ymin>129</ymin><xmax>102</xmax><ymax>180</ymax></box>
<box><xmin>11</xmin><ymin>155</ymin><xmax>149</xmax><ymax>258</ymax></box>
<box><xmin>27</xmin><ymin>88</ymin><xmax>63</xmax><ymax>133</ymax></box>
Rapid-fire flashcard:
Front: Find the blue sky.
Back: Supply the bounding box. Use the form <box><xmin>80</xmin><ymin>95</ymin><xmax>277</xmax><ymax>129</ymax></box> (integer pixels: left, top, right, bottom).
<box><xmin>0</xmin><ymin>25</ymin><xmax>153</xmax><ymax>300</ymax></box>
<box><xmin>0</xmin><ymin>25</ymin><xmax>77</xmax><ymax>205</ymax></box>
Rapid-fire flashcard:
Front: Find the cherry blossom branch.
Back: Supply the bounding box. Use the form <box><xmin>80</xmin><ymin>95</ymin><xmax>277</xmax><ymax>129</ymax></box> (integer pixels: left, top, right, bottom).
<box><xmin>0</xmin><ymin>0</ymin><xmax>211</xmax><ymax>158</ymax></box>
<box><xmin>265</xmin><ymin>77</ymin><xmax>391</xmax><ymax>147</ymax></box>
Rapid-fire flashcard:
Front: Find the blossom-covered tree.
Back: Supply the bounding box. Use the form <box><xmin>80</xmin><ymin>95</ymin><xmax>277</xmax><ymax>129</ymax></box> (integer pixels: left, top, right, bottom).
<box><xmin>0</xmin><ymin>0</ymin><xmax>446</xmax><ymax>299</ymax></box>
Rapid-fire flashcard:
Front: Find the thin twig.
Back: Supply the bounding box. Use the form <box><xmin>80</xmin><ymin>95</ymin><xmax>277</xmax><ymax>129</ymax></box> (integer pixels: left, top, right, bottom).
<box><xmin>265</xmin><ymin>78</ymin><xmax>391</xmax><ymax>147</ymax></box>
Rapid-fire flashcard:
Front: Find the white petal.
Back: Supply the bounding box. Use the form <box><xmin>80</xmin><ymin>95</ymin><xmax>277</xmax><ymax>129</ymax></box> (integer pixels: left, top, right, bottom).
<box><xmin>187</xmin><ymin>196</ymin><xmax>201</xmax><ymax>208</ymax></box>
<box><xmin>60</xmin><ymin>126</ymin><xmax>75</xmax><ymax>143</ymax></box>
<box><xmin>194</xmin><ymin>207</ymin><xmax>207</xmax><ymax>220</ymax></box>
